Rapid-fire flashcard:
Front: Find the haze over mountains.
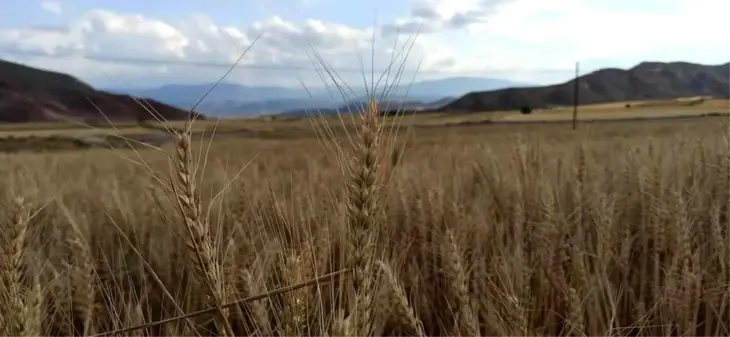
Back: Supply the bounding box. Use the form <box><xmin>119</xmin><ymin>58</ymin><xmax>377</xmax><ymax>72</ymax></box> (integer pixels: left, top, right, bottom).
<box><xmin>108</xmin><ymin>77</ymin><xmax>523</xmax><ymax>116</ymax></box>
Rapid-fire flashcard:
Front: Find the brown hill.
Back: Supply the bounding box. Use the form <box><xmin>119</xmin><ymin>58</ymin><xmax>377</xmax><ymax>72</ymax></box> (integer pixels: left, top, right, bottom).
<box><xmin>440</xmin><ymin>61</ymin><xmax>730</xmax><ymax>113</ymax></box>
<box><xmin>0</xmin><ymin>59</ymin><xmax>202</xmax><ymax>123</ymax></box>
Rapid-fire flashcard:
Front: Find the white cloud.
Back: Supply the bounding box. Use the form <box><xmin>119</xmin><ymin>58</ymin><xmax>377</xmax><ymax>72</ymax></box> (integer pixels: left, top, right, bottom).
<box><xmin>0</xmin><ymin>9</ymin><xmax>446</xmax><ymax>88</ymax></box>
<box><xmin>382</xmin><ymin>0</ymin><xmax>506</xmax><ymax>35</ymax></box>
<box><xmin>40</xmin><ymin>0</ymin><xmax>63</xmax><ymax>16</ymax></box>
<box><xmin>464</xmin><ymin>0</ymin><xmax>691</xmax><ymax>60</ymax></box>
<box><xmin>1</xmin><ymin>0</ymin><xmax>728</xmax><ymax>89</ymax></box>
<box><xmin>382</xmin><ymin>0</ymin><xmax>729</xmax><ymax>82</ymax></box>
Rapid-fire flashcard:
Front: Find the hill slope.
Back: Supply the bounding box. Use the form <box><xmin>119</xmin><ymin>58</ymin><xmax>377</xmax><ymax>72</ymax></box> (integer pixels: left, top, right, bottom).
<box><xmin>441</xmin><ymin>61</ymin><xmax>730</xmax><ymax>113</ymax></box>
<box><xmin>0</xmin><ymin>59</ymin><xmax>200</xmax><ymax>123</ymax></box>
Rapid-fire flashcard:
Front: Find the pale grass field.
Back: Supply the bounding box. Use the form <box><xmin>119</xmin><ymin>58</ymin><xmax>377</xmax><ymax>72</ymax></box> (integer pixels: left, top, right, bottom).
<box><xmin>0</xmin><ymin>112</ymin><xmax>729</xmax><ymax>336</ymax></box>
<box><xmin>0</xmin><ymin>118</ymin><xmax>292</xmax><ymax>140</ymax></box>
<box><xmin>0</xmin><ymin>97</ymin><xmax>726</xmax><ymax>140</ymax></box>
<box><xmin>420</xmin><ymin>98</ymin><xmax>730</xmax><ymax>124</ymax></box>
<box><xmin>498</xmin><ymin>106</ymin><xmax>726</xmax><ymax>122</ymax></box>
<box><xmin>0</xmin><ymin>119</ymin><xmax>210</xmax><ymax>139</ymax></box>
<box><xmin>0</xmin><ymin>121</ymin><xmax>140</xmax><ymax>132</ymax></box>
<box><xmin>0</xmin><ymin>127</ymin><xmax>155</xmax><ymax>138</ymax></box>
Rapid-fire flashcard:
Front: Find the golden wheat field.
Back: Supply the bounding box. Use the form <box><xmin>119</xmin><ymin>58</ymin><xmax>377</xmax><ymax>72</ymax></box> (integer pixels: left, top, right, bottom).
<box><xmin>1</xmin><ymin>110</ymin><xmax>729</xmax><ymax>336</ymax></box>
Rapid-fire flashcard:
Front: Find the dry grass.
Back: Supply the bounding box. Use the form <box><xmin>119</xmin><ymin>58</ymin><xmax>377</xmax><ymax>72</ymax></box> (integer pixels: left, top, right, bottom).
<box><xmin>499</xmin><ymin>105</ymin><xmax>727</xmax><ymax>123</ymax></box>
<box><xmin>498</xmin><ymin>108</ymin><xmax>726</xmax><ymax>122</ymax></box>
<box><xmin>0</xmin><ymin>119</ymin><xmax>214</xmax><ymax>139</ymax></box>
<box><xmin>4</xmin><ymin>31</ymin><xmax>726</xmax><ymax>336</ymax></box>
<box><xmin>0</xmin><ymin>107</ymin><xmax>728</xmax><ymax>336</ymax></box>
<box><xmin>0</xmin><ymin>127</ymin><xmax>153</xmax><ymax>139</ymax></box>
<box><xmin>1</xmin><ymin>97</ymin><xmax>726</xmax><ymax>141</ymax></box>
<box><xmin>430</xmin><ymin>98</ymin><xmax>729</xmax><ymax>124</ymax></box>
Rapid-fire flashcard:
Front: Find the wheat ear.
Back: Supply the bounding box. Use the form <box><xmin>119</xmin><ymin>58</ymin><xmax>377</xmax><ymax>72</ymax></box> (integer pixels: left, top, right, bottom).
<box><xmin>443</xmin><ymin>229</ymin><xmax>480</xmax><ymax>336</ymax></box>
<box><xmin>171</xmin><ymin>121</ymin><xmax>234</xmax><ymax>336</ymax></box>
<box><xmin>375</xmin><ymin>260</ymin><xmax>425</xmax><ymax>336</ymax></box>
<box><xmin>0</xmin><ymin>196</ymin><xmax>38</xmax><ymax>336</ymax></box>
<box><xmin>344</xmin><ymin>99</ymin><xmax>385</xmax><ymax>336</ymax></box>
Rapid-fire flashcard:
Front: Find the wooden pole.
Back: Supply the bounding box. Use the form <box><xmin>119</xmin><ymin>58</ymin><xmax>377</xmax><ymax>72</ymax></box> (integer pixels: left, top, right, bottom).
<box><xmin>572</xmin><ymin>61</ymin><xmax>580</xmax><ymax>131</ymax></box>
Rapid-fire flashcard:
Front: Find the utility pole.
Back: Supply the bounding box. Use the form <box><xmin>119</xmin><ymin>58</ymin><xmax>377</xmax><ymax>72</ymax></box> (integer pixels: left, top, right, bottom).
<box><xmin>572</xmin><ymin>61</ymin><xmax>580</xmax><ymax>131</ymax></box>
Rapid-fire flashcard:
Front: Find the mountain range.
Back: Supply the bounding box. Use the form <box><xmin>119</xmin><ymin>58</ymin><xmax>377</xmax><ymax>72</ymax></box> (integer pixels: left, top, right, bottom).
<box><xmin>441</xmin><ymin>61</ymin><xmax>729</xmax><ymax>113</ymax></box>
<box><xmin>0</xmin><ymin>59</ymin><xmax>196</xmax><ymax>124</ymax></box>
<box><xmin>108</xmin><ymin>77</ymin><xmax>522</xmax><ymax>116</ymax></box>
<box><xmin>279</xmin><ymin>97</ymin><xmax>456</xmax><ymax>117</ymax></box>
<box><xmin>0</xmin><ymin>57</ymin><xmax>727</xmax><ymax>124</ymax></box>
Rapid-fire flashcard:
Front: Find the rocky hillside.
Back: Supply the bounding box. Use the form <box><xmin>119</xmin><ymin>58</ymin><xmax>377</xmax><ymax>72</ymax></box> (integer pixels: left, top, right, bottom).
<box><xmin>441</xmin><ymin>61</ymin><xmax>730</xmax><ymax>113</ymax></box>
<box><xmin>0</xmin><ymin>59</ymin><xmax>201</xmax><ymax>123</ymax></box>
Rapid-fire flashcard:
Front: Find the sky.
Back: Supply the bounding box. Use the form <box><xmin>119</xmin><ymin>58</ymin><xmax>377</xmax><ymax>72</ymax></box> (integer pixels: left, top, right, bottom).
<box><xmin>0</xmin><ymin>0</ymin><xmax>727</xmax><ymax>89</ymax></box>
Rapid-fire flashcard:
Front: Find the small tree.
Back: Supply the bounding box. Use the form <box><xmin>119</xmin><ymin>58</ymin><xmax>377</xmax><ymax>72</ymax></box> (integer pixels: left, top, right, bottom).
<box><xmin>520</xmin><ymin>106</ymin><xmax>532</xmax><ymax>114</ymax></box>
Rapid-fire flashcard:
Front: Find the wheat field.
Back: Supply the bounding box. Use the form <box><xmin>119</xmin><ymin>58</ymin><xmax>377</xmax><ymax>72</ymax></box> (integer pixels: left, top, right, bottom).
<box><xmin>0</xmin><ymin>107</ymin><xmax>729</xmax><ymax>336</ymax></box>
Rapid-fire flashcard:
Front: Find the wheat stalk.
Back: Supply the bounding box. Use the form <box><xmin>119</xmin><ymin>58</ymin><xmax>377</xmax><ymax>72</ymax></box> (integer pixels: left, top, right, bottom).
<box><xmin>92</xmin><ymin>269</ymin><xmax>349</xmax><ymax>336</ymax></box>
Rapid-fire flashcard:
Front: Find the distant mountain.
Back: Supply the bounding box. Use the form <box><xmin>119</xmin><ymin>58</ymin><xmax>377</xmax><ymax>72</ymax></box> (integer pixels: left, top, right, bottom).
<box><xmin>111</xmin><ymin>83</ymin><xmax>308</xmax><ymax>110</ymax></box>
<box><xmin>109</xmin><ymin>76</ymin><xmax>521</xmax><ymax>116</ymax></box>
<box><xmin>400</xmin><ymin>77</ymin><xmax>521</xmax><ymax>98</ymax></box>
<box><xmin>428</xmin><ymin>96</ymin><xmax>457</xmax><ymax>107</ymax></box>
<box><xmin>441</xmin><ymin>61</ymin><xmax>730</xmax><ymax>113</ymax></box>
<box><xmin>0</xmin><ymin>59</ymin><xmax>199</xmax><ymax>123</ymax></box>
<box><xmin>280</xmin><ymin>97</ymin><xmax>453</xmax><ymax>117</ymax></box>
<box><xmin>196</xmin><ymin>98</ymin><xmax>336</xmax><ymax>116</ymax></box>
